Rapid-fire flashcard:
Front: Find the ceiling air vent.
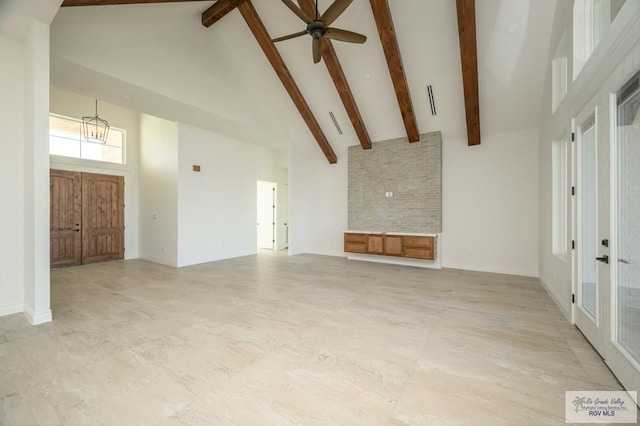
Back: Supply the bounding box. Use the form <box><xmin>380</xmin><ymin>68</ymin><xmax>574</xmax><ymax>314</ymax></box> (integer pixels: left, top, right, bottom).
<box><xmin>329</xmin><ymin>111</ymin><xmax>343</xmax><ymax>135</ymax></box>
<box><xmin>426</xmin><ymin>84</ymin><xmax>437</xmax><ymax>116</ymax></box>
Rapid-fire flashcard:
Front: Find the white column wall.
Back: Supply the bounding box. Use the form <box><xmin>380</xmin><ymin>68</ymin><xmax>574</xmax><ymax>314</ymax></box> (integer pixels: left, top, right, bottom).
<box><xmin>139</xmin><ymin>114</ymin><xmax>179</xmax><ymax>267</ymax></box>
<box><xmin>0</xmin><ymin>35</ymin><xmax>26</xmax><ymax>317</ymax></box>
<box><xmin>22</xmin><ymin>20</ymin><xmax>52</xmax><ymax>325</ymax></box>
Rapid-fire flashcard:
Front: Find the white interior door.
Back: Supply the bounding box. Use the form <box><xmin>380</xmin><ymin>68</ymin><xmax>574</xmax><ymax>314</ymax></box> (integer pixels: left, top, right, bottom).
<box><xmin>257</xmin><ymin>181</ymin><xmax>275</xmax><ymax>250</ymax></box>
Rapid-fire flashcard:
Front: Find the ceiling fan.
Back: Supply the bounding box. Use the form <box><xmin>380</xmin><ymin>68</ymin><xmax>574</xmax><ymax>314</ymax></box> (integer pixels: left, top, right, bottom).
<box><xmin>273</xmin><ymin>0</ymin><xmax>367</xmax><ymax>64</ymax></box>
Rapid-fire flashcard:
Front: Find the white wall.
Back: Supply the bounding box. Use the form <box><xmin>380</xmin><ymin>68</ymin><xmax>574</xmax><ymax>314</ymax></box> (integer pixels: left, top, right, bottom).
<box><xmin>49</xmin><ymin>87</ymin><xmax>140</xmax><ymax>259</ymax></box>
<box><xmin>0</xmin><ymin>35</ymin><xmax>26</xmax><ymax>316</ymax></box>
<box><xmin>176</xmin><ymin>124</ymin><xmax>277</xmax><ymax>267</ymax></box>
<box><xmin>139</xmin><ymin>119</ymin><xmax>279</xmax><ymax>268</ymax></box>
<box><xmin>289</xmin><ymin>130</ymin><xmax>539</xmax><ymax>277</ymax></box>
<box><xmin>139</xmin><ymin>114</ymin><xmax>179</xmax><ymax>267</ymax></box>
<box><xmin>289</xmin><ymin>143</ymin><xmax>349</xmax><ymax>257</ymax></box>
<box><xmin>442</xmin><ymin>129</ymin><xmax>540</xmax><ymax>277</ymax></box>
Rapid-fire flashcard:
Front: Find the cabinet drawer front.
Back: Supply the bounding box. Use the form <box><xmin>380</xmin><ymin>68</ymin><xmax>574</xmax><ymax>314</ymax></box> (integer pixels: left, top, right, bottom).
<box><xmin>403</xmin><ymin>236</ymin><xmax>434</xmax><ymax>248</ymax></box>
<box><xmin>344</xmin><ymin>233</ymin><xmax>367</xmax><ymax>243</ymax></box>
<box><xmin>345</xmin><ymin>242</ymin><xmax>367</xmax><ymax>253</ymax></box>
<box><xmin>404</xmin><ymin>247</ymin><xmax>434</xmax><ymax>260</ymax></box>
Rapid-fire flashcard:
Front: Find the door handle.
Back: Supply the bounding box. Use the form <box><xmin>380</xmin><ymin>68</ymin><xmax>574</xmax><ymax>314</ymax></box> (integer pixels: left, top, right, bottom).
<box><xmin>75</xmin><ymin>229</ymin><xmax>80</xmax><ymax>232</ymax></box>
<box><xmin>596</xmin><ymin>255</ymin><xmax>609</xmax><ymax>264</ymax></box>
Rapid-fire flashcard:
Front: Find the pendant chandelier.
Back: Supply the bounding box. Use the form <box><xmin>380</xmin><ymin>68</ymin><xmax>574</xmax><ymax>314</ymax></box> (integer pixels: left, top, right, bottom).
<box><xmin>82</xmin><ymin>99</ymin><xmax>110</xmax><ymax>144</ymax></box>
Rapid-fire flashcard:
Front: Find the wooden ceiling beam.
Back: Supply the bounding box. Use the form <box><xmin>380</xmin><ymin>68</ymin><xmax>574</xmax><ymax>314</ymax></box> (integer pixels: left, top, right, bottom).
<box><xmin>456</xmin><ymin>0</ymin><xmax>481</xmax><ymax>146</ymax></box>
<box><xmin>237</xmin><ymin>0</ymin><xmax>337</xmax><ymax>164</ymax></box>
<box><xmin>202</xmin><ymin>0</ymin><xmax>245</xmax><ymax>28</ymax></box>
<box><xmin>369</xmin><ymin>0</ymin><xmax>419</xmax><ymax>143</ymax></box>
<box><xmin>298</xmin><ymin>0</ymin><xmax>371</xmax><ymax>150</ymax></box>
<box><xmin>61</xmin><ymin>0</ymin><xmax>209</xmax><ymax>6</ymax></box>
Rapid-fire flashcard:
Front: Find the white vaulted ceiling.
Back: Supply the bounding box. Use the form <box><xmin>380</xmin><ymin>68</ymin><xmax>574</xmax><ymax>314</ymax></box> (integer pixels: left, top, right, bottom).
<box><xmin>47</xmin><ymin>0</ymin><xmax>556</xmax><ymax>159</ymax></box>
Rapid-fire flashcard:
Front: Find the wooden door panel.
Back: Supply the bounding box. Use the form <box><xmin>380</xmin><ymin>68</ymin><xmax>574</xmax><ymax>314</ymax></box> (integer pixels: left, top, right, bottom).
<box><xmin>82</xmin><ymin>173</ymin><xmax>124</xmax><ymax>264</ymax></box>
<box><xmin>50</xmin><ymin>170</ymin><xmax>82</xmax><ymax>267</ymax></box>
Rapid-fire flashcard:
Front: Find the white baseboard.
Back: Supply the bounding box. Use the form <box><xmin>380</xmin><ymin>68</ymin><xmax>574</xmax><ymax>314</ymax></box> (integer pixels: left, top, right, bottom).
<box><xmin>139</xmin><ymin>256</ymin><xmax>178</xmax><ymax>268</ymax></box>
<box><xmin>346</xmin><ymin>253</ymin><xmax>442</xmax><ymax>269</ymax></box>
<box><xmin>442</xmin><ymin>262</ymin><xmax>538</xmax><ymax>278</ymax></box>
<box><xmin>23</xmin><ymin>306</ymin><xmax>52</xmax><ymax>325</ymax></box>
<box><xmin>539</xmin><ymin>276</ymin><xmax>572</xmax><ymax>322</ymax></box>
<box><xmin>0</xmin><ymin>303</ymin><xmax>23</xmax><ymax>317</ymax></box>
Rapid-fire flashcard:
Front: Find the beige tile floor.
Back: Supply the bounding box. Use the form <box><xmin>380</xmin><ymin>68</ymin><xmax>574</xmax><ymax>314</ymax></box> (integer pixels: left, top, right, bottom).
<box><xmin>0</xmin><ymin>253</ymin><xmax>636</xmax><ymax>425</ymax></box>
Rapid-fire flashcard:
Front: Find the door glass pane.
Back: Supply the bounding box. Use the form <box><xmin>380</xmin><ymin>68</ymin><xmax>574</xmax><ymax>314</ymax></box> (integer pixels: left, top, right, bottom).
<box><xmin>616</xmin><ymin>81</ymin><xmax>640</xmax><ymax>364</ymax></box>
<box><xmin>581</xmin><ymin>120</ymin><xmax>597</xmax><ymax>319</ymax></box>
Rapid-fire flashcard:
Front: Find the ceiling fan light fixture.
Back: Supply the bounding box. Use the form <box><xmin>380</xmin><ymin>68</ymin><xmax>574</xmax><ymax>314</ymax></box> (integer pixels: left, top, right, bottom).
<box><xmin>275</xmin><ymin>0</ymin><xmax>366</xmax><ymax>64</ymax></box>
<box><xmin>307</xmin><ymin>21</ymin><xmax>327</xmax><ymax>39</ymax></box>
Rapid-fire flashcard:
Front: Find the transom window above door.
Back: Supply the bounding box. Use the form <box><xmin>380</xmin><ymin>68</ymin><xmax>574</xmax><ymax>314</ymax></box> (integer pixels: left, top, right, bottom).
<box><xmin>49</xmin><ymin>114</ymin><xmax>125</xmax><ymax>165</ymax></box>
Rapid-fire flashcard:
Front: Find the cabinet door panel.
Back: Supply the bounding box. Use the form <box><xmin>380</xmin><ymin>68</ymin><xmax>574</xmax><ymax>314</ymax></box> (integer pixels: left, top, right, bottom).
<box><xmin>367</xmin><ymin>235</ymin><xmax>384</xmax><ymax>254</ymax></box>
<box><xmin>385</xmin><ymin>236</ymin><xmax>403</xmax><ymax>256</ymax></box>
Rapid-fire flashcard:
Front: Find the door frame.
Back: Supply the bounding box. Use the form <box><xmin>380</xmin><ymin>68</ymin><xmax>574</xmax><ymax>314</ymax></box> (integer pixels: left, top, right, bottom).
<box><xmin>572</xmin><ymin>92</ymin><xmax>608</xmax><ymax>356</ymax></box>
<box><xmin>603</xmin><ymin>75</ymin><xmax>640</xmax><ymax>395</ymax></box>
<box><xmin>49</xmin><ymin>169</ymin><xmax>125</xmax><ymax>267</ymax></box>
<box><xmin>257</xmin><ymin>180</ymin><xmax>276</xmax><ymax>250</ymax></box>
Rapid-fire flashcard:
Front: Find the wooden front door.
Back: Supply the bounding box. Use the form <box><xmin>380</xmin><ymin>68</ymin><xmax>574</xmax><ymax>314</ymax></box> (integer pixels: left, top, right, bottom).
<box><xmin>50</xmin><ymin>170</ymin><xmax>82</xmax><ymax>267</ymax></box>
<box><xmin>50</xmin><ymin>170</ymin><xmax>125</xmax><ymax>267</ymax></box>
<box><xmin>81</xmin><ymin>173</ymin><xmax>124</xmax><ymax>264</ymax></box>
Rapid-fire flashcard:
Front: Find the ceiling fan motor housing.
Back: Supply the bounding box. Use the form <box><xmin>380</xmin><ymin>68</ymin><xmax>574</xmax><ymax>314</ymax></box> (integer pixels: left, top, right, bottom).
<box><xmin>307</xmin><ymin>21</ymin><xmax>327</xmax><ymax>39</ymax></box>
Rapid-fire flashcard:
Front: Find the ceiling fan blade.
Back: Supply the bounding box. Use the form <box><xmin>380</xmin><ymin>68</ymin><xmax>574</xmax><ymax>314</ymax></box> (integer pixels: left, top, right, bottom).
<box><xmin>325</xmin><ymin>27</ymin><xmax>367</xmax><ymax>43</ymax></box>
<box><xmin>273</xmin><ymin>30</ymin><xmax>308</xmax><ymax>43</ymax></box>
<box><xmin>313</xmin><ymin>37</ymin><xmax>322</xmax><ymax>64</ymax></box>
<box><xmin>321</xmin><ymin>0</ymin><xmax>353</xmax><ymax>26</ymax></box>
<box><xmin>281</xmin><ymin>0</ymin><xmax>313</xmax><ymax>24</ymax></box>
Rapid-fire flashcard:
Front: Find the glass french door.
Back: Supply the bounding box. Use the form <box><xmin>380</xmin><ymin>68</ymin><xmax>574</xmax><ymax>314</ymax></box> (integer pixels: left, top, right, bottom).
<box><xmin>608</xmin><ymin>71</ymin><xmax>640</xmax><ymax>394</ymax></box>
<box><xmin>573</xmin><ymin>74</ymin><xmax>640</xmax><ymax>398</ymax></box>
<box><xmin>574</xmin><ymin>96</ymin><xmax>607</xmax><ymax>353</ymax></box>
